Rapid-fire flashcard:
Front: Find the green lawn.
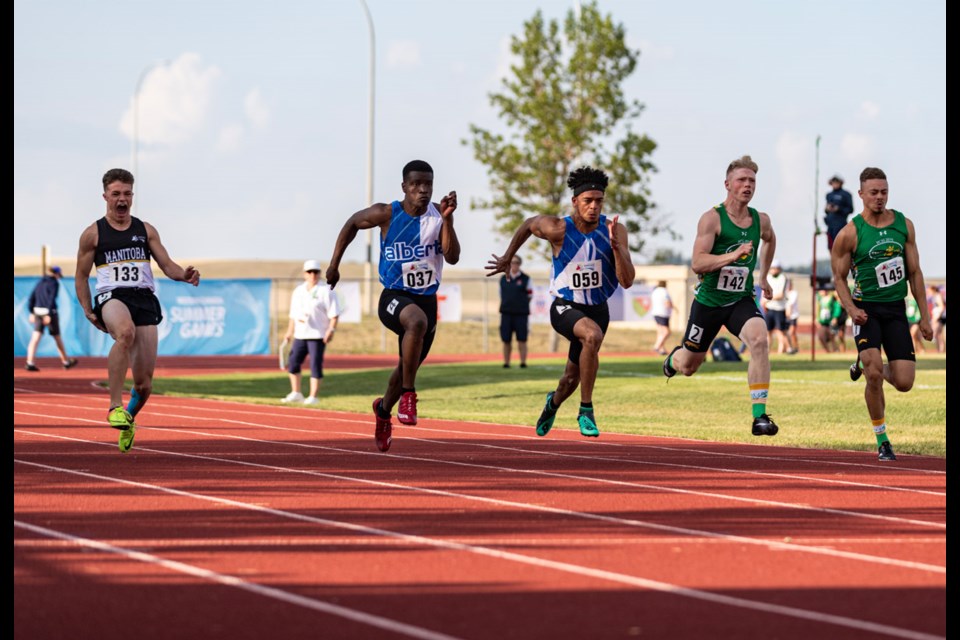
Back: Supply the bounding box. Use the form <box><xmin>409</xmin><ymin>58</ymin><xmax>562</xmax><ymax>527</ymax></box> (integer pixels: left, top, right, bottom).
<box><xmin>151</xmin><ymin>352</ymin><xmax>946</xmax><ymax>458</ymax></box>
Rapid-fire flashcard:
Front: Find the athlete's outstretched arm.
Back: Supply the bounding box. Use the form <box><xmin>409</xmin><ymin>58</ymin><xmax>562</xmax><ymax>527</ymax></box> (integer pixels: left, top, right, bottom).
<box><xmin>485</xmin><ymin>215</ymin><xmax>565</xmax><ymax>277</ymax></box>
<box><xmin>903</xmin><ymin>217</ymin><xmax>933</xmax><ymax>340</ymax></box>
<box><xmin>147</xmin><ymin>222</ymin><xmax>200</xmax><ymax>286</ymax></box>
<box><xmin>75</xmin><ymin>223</ymin><xmax>104</xmax><ymax>331</ymax></box>
<box><xmin>689</xmin><ymin>210</ymin><xmax>753</xmax><ymax>275</ymax></box>
<box><xmin>830</xmin><ymin>223</ymin><xmax>867</xmax><ymax>326</ymax></box>
<box><xmin>438</xmin><ymin>191</ymin><xmax>460</xmax><ymax>265</ymax></box>
<box><xmin>326</xmin><ymin>203</ymin><xmax>391</xmax><ymax>288</ymax></box>
<box><xmin>607</xmin><ymin>215</ymin><xmax>635</xmax><ymax>288</ymax></box>
<box><xmin>756</xmin><ymin>212</ymin><xmax>776</xmax><ymax>300</ymax></box>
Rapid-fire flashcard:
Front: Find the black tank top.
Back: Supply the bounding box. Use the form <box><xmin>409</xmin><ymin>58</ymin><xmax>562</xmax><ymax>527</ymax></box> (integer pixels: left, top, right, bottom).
<box><xmin>93</xmin><ymin>216</ymin><xmax>156</xmax><ymax>292</ymax></box>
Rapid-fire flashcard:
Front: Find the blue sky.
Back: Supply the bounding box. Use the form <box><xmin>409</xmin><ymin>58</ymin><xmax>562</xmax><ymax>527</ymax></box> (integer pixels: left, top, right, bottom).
<box><xmin>14</xmin><ymin>0</ymin><xmax>946</xmax><ymax>277</ymax></box>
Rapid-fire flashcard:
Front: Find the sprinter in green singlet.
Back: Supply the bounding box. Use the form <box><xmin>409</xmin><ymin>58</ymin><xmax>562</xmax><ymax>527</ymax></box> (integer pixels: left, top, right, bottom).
<box><xmin>663</xmin><ymin>155</ymin><xmax>780</xmax><ymax>437</ymax></box>
<box><xmin>831</xmin><ymin>167</ymin><xmax>933</xmax><ymax>461</ymax></box>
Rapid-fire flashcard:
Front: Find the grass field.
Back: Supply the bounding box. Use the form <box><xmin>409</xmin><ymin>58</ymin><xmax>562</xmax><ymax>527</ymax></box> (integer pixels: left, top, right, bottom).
<box><xmin>153</xmin><ymin>350</ymin><xmax>946</xmax><ymax>458</ymax></box>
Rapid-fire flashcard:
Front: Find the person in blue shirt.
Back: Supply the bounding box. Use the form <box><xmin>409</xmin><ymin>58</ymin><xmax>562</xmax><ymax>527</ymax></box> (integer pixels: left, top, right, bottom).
<box><xmin>486</xmin><ymin>166</ymin><xmax>635</xmax><ymax>438</ymax></box>
<box><xmin>326</xmin><ymin>160</ymin><xmax>460</xmax><ymax>452</ymax></box>
<box><xmin>824</xmin><ymin>175</ymin><xmax>854</xmax><ymax>250</ymax></box>
<box><xmin>24</xmin><ymin>265</ymin><xmax>79</xmax><ymax>372</ymax></box>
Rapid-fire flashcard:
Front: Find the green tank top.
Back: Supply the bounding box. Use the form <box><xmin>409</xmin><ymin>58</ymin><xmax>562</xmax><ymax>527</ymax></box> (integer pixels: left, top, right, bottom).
<box><xmin>851</xmin><ymin>210</ymin><xmax>909</xmax><ymax>302</ymax></box>
<box><xmin>694</xmin><ymin>204</ymin><xmax>761</xmax><ymax>307</ymax></box>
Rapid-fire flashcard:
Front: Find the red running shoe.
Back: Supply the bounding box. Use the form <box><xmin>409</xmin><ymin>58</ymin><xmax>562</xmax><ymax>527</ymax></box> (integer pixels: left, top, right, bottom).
<box><xmin>373</xmin><ymin>398</ymin><xmax>392</xmax><ymax>452</ymax></box>
<box><xmin>397</xmin><ymin>391</ymin><xmax>418</xmax><ymax>425</ymax></box>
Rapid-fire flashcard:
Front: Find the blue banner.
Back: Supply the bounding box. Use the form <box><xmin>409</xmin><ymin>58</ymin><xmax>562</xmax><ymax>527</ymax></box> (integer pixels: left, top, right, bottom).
<box><xmin>14</xmin><ymin>277</ymin><xmax>271</xmax><ymax>356</ymax></box>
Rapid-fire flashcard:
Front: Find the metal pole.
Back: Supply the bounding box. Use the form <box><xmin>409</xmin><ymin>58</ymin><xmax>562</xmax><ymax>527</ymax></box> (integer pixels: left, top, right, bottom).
<box><xmin>358</xmin><ymin>0</ymin><xmax>376</xmax><ymax>317</ymax></box>
<box><xmin>811</xmin><ymin>134</ymin><xmax>821</xmax><ymax>361</ymax></box>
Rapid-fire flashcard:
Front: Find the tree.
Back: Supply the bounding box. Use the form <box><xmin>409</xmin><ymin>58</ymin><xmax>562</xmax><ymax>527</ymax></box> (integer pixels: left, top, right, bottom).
<box><xmin>464</xmin><ymin>1</ymin><xmax>672</xmax><ymax>258</ymax></box>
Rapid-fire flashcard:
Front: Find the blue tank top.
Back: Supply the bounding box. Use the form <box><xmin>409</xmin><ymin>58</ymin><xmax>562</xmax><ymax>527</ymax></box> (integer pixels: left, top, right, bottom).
<box><xmin>550</xmin><ymin>215</ymin><xmax>619</xmax><ymax>305</ymax></box>
<box><xmin>379</xmin><ymin>201</ymin><xmax>444</xmax><ymax>295</ymax></box>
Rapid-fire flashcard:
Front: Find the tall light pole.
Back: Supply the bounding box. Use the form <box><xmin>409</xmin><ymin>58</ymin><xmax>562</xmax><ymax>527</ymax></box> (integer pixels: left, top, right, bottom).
<box><xmin>358</xmin><ymin>0</ymin><xmax>376</xmax><ymax>316</ymax></box>
<box><xmin>131</xmin><ymin>60</ymin><xmax>168</xmax><ymax>214</ymax></box>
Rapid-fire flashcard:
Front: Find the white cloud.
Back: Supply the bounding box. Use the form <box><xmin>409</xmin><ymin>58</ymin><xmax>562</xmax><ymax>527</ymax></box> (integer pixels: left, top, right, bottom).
<box><xmin>386</xmin><ymin>40</ymin><xmax>421</xmax><ymax>69</ymax></box>
<box><xmin>840</xmin><ymin>133</ymin><xmax>876</xmax><ymax>166</ymax></box>
<box><xmin>216</xmin><ymin>124</ymin><xmax>244</xmax><ymax>153</ymax></box>
<box><xmin>119</xmin><ymin>53</ymin><xmax>221</xmax><ymax>147</ymax></box>
<box><xmin>858</xmin><ymin>101</ymin><xmax>881</xmax><ymax>120</ymax></box>
<box><xmin>244</xmin><ymin>89</ymin><xmax>270</xmax><ymax>128</ymax></box>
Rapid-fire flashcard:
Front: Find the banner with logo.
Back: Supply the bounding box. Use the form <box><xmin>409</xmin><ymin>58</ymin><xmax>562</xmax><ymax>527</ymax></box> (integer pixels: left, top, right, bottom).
<box><xmin>530</xmin><ymin>285</ymin><xmax>553</xmax><ymax>324</ymax></box>
<box><xmin>614</xmin><ymin>283</ymin><xmax>656</xmax><ymax>324</ymax></box>
<box><xmin>14</xmin><ymin>277</ymin><xmax>271</xmax><ymax>356</ymax></box>
<box><xmin>332</xmin><ymin>281</ymin><xmax>362</xmax><ymax>323</ymax></box>
<box><xmin>437</xmin><ymin>283</ymin><xmax>462</xmax><ymax>322</ymax></box>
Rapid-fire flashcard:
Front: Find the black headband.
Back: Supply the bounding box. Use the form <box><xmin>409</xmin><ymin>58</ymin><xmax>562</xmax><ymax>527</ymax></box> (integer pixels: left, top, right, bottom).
<box><xmin>573</xmin><ymin>183</ymin><xmax>605</xmax><ymax>196</ymax></box>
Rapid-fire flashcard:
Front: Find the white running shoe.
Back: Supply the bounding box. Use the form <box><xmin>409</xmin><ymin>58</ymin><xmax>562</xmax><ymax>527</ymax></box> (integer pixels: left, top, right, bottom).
<box><xmin>303</xmin><ymin>397</ymin><xmax>319</xmax><ymax>405</ymax></box>
<box><xmin>282</xmin><ymin>391</ymin><xmax>305</xmax><ymax>403</ymax></box>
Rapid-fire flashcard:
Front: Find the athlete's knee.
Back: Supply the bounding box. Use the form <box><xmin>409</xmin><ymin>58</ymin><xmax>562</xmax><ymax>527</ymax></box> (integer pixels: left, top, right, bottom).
<box><xmin>113</xmin><ymin>326</ymin><xmax>137</xmax><ymax>348</ymax></box>
<box><xmin>580</xmin><ymin>329</ymin><xmax>604</xmax><ymax>352</ymax></box>
<box><xmin>678</xmin><ymin>354</ymin><xmax>702</xmax><ymax>377</ymax></box>
<box><xmin>403</xmin><ymin>315</ymin><xmax>428</xmax><ymax>337</ymax></box>
<box><xmin>890</xmin><ymin>377</ymin><xmax>914</xmax><ymax>393</ymax></box>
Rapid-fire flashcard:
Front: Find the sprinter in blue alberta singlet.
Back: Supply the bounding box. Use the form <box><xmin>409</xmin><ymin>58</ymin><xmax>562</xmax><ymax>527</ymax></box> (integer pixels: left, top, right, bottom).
<box><xmin>326</xmin><ymin>160</ymin><xmax>460</xmax><ymax>452</ymax></box>
<box><xmin>486</xmin><ymin>166</ymin><xmax>635</xmax><ymax>439</ymax></box>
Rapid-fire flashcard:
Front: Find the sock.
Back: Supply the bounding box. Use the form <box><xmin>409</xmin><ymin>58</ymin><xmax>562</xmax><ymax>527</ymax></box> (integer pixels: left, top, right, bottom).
<box><xmin>750</xmin><ymin>383</ymin><xmax>769</xmax><ymax>418</ymax></box>
<box><xmin>376</xmin><ymin>399</ymin><xmax>390</xmax><ymax>419</ymax></box>
<box><xmin>872</xmin><ymin>417</ymin><xmax>889</xmax><ymax>445</ymax></box>
<box><xmin>668</xmin><ymin>353</ymin><xmax>676</xmax><ymax>370</ymax></box>
<box><xmin>579</xmin><ymin>401</ymin><xmax>593</xmax><ymax>414</ymax></box>
<box><xmin>401</xmin><ymin>387</ymin><xmax>415</xmax><ymax>395</ymax></box>
<box><xmin>547</xmin><ymin>396</ymin><xmax>559</xmax><ymax>412</ymax></box>
<box><xmin>127</xmin><ymin>388</ymin><xmax>146</xmax><ymax>418</ymax></box>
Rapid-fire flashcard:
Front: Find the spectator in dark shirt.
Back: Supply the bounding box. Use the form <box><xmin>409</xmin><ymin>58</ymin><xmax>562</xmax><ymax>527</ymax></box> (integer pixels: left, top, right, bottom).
<box><xmin>24</xmin><ymin>265</ymin><xmax>79</xmax><ymax>372</ymax></box>
<box><xmin>499</xmin><ymin>256</ymin><xmax>533</xmax><ymax>368</ymax></box>
<box><xmin>824</xmin><ymin>175</ymin><xmax>854</xmax><ymax>249</ymax></box>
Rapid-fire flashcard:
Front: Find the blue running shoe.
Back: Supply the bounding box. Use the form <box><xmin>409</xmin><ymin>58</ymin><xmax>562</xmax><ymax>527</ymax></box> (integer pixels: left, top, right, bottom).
<box><xmin>578</xmin><ymin>409</ymin><xmax>599</xmax><ymax>438</ymax></box>
<box><xmin>536</xmin><ymin>392</ymin><xmax>557</xmax><ymax>437</ymax></box>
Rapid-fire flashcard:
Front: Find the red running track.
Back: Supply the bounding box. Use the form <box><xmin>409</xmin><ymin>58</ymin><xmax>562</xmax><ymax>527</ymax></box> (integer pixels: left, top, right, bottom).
<box><xmin>14</xmin><ymin>357</ymin><xmax>946</xmax><ymax>640</ymax></box>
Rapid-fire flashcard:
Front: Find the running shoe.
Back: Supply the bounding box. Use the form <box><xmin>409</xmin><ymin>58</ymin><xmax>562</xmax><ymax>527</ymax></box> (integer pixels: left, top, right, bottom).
<box><xmin>878</xmin><ymin>441</ymin><xmax>897</xmax><ymax>461</ymax></box>
<box><xmin>662</xmin><ymin>346</ymin><xmax>681</xmax><ymax>379</ymax></box>
<box><xmin>373</xmin><ymin>397</ymin><xmax>392</xmax><ymax>452</ymax></box>
<box><xmin>282</xmin><ymin>391</ymin><xmax>304</xmax><ymax>403</ymax></box>
<box><xmin>303</xmin><ymin>397</ymin><xmax>319</xmax><ymax>405</ymax></box>
<box><xmin>751</xmin><ymin>413</ymin><xmax>779</xmax><ymax>436</ymax></box>
<box><xmin>849</xmin><ymin>356</ymin><xmax>863</xmax><ymax>382</ymax></box>
<box><xmin>63</xmin><ymin>358</ymin><xmax>79</xmax><ymax>369</ymax></box>
<box><xmin>535</xmin><ymin>392</ymin><xmax>557</xmax><ymax>437</ymax></box>
<box><xmin>578</xmin><ymin>409</ymin><xmax>599</xmax><ymax>438</ymax></box>
<box><xmin>24</xmin><ymin>363</ymin><xmax>39</xmax><ymax>372</ymax></box>
<box><xmin>397</xmin><ymin>391</ymin><xmax>418</xmax><ymax>425</ymax></box>
<box><xmin>108</xmin><ymin>406</ymin><xmax>136</xmax><ymax>453</ymax></box>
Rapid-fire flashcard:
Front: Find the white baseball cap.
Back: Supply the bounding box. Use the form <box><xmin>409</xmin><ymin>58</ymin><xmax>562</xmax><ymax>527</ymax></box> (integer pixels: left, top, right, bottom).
<box><xmin>303</xmin><ymin>259</ymin><xmax>322</xmax><ymax>272</ymax></box>
<box><xmin>770</xmin><ymin>259</ymin><xmax>782</xmax><ymax>269</ymax></box>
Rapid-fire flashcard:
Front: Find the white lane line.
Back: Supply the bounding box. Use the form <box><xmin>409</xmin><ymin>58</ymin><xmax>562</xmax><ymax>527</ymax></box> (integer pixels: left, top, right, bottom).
<box><xmin>15</xmin><ymin>392</ymin><xmax>946</xmax><ymax>477</ymax></box>
<box><xmin>14</xmin><ymin>439</ymin><xmax>946</xmax><ymax>573</ymax></box>
<box><xmin>14</xmin><ymin>535</ymin><xmax>949</xmax><ymax>550</ymax></box>
<box><xmin>13</xmin><ymin>520</ymin><xmax>463</xmax><ymax>640</ymax></box>
<box><xmin>14</xmin><ymin>415</ymin><xmax>946</xmax><ymax>531</ymax></box>
<box><xmin>13</xmin><ymin>463</ymin><xmax>944</xmax><ymax>640</ymax></box>
<box><xmin>13</xmin><ymin>397</ymin><xmax>947</xmax><ymax>491</ymax></box>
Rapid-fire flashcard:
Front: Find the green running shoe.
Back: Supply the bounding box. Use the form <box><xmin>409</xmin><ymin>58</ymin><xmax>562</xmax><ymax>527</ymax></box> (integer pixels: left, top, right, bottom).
<box><xmin>108</xmin><ymin>406</ymin><xmax>136</xmax><ymax>453</ymax></box>
<box><xmin>535</xmin><ymin>392</ymin><xmax>557</xmax><ymax>437</ymax></box>
<box><xmin>578</xmin><ymin>409</ymin><xmax>600</xmax><ymax>438</ymax></box>
<box><xmin>118</xmin><ymin>424</ymin><xmax>136</xmax><ymax>453</ymax></box>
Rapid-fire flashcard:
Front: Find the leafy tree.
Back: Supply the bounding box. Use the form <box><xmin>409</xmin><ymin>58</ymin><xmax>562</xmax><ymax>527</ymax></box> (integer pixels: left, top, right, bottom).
<box><xmin>464</xmin><ymin>1</ymin><xmax>673</xmax><ymax>258</ymax></box>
